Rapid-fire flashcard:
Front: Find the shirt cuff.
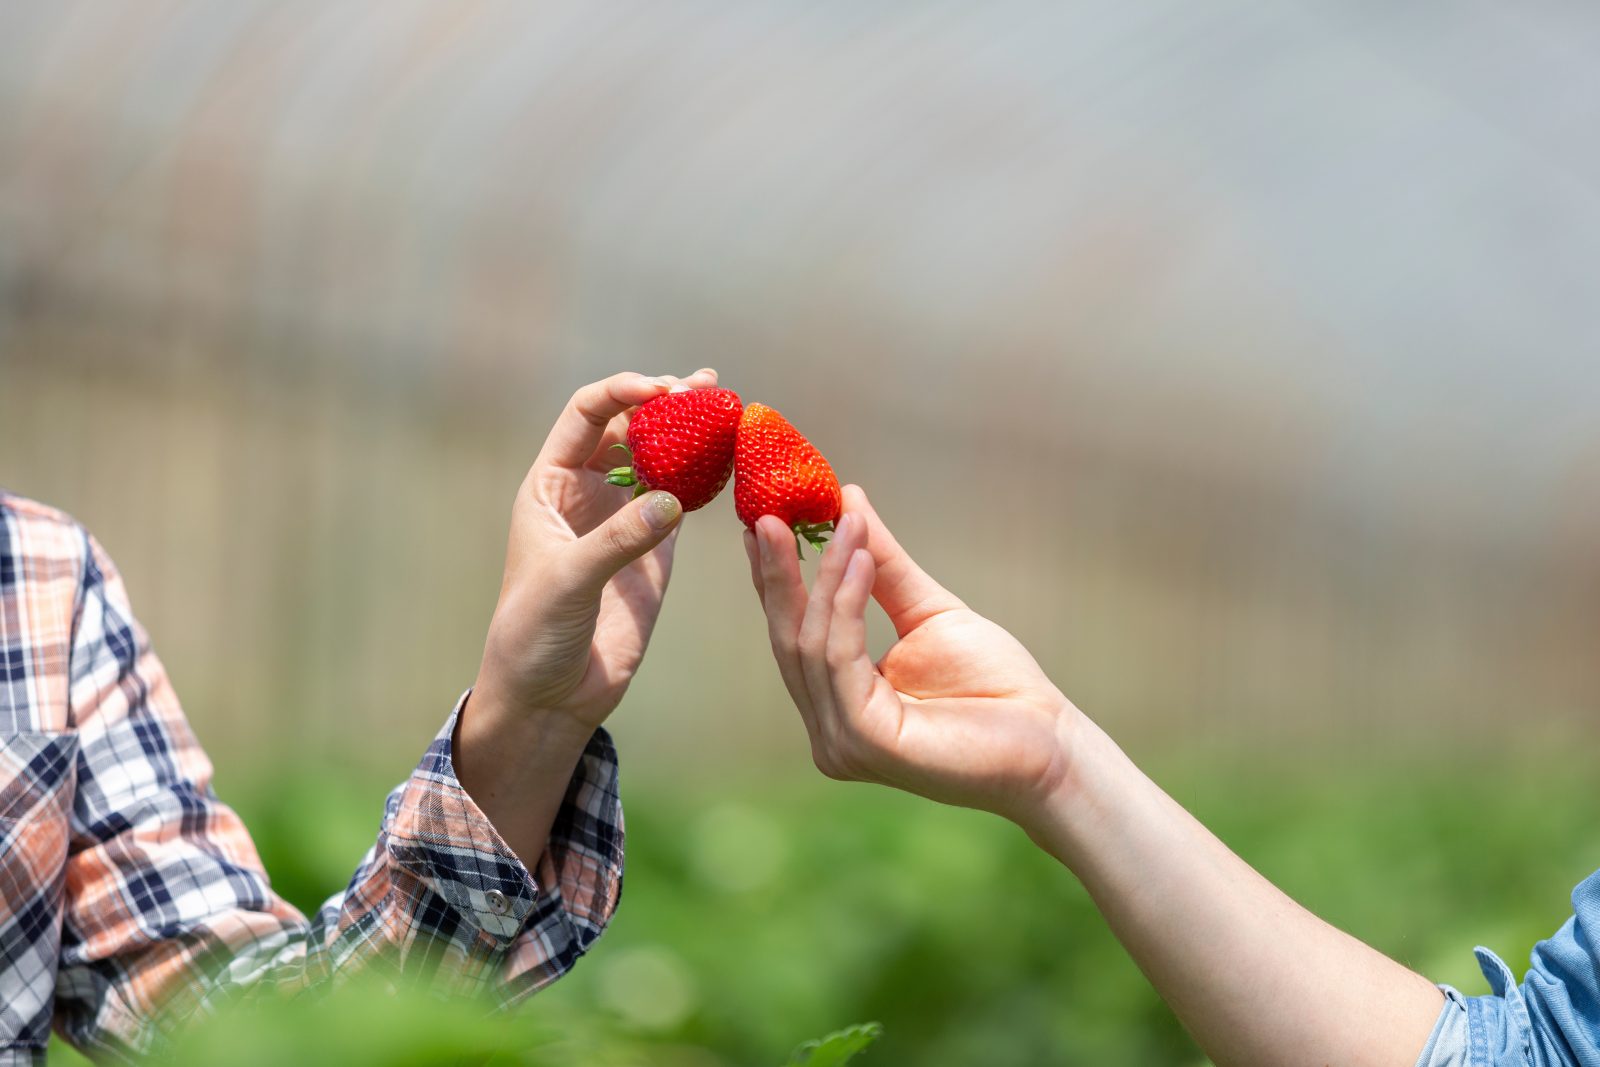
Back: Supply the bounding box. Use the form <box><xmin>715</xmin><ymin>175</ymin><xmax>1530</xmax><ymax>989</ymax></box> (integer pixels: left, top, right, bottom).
<box><xmin>382</xmin><ymin>691</ymin><xmax>625</xmax><ymax>950</ymax></box>
<box><xmin>1414</xmin><ymin>985</ymin><xmax>1472</xmax><ymax>1067</ymax></box>
<box><xmin>1414</xmin><ymin>948</ymin><xmax>1528</xmax><ymax>1067</ymax></box>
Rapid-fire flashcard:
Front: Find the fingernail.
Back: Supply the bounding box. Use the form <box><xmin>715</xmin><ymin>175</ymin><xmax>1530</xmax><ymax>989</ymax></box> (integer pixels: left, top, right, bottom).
<box><xmin>643</xmin><ymin>491</ymin><xmax>682</xmax><ymax>529</ymax></box>
<box><xmin>757</xmin><ymin>524</ymin><xmax>772</xmax><ymax>563</ymax></box>
<box><xmin>835</xmin><ymin>513</ymin><xmax>854</xmax><ymax>541</ymax></box>
<box><xmin>668</xmin><ymin>381</ymin><xmax>692</xmax><ymax>393</ymax></box>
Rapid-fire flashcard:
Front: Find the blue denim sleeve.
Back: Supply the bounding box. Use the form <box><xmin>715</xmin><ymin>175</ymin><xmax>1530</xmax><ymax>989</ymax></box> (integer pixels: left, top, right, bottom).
<box><xmin>1415</xmin><ymin>868</ymin><xmax>1600</xmax><ymax>1067</ymax></box>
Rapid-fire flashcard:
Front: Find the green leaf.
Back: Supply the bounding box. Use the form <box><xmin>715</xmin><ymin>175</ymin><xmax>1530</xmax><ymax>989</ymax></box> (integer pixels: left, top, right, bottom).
<box><xmin>784</xmin><ymin>1022</ymin><xmax>883</xmax><ymax>1067</ymax></box>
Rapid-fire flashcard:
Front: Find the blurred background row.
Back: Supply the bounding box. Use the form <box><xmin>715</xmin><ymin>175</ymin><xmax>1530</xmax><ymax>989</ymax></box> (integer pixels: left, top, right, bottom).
<box><xmin>4</xmin><ymin>3</ymin><xmax>1598</xmax><ymax>1064</ymax></box>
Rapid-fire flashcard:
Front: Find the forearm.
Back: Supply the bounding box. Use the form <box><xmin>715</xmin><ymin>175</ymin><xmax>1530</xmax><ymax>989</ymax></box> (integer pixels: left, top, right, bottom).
<box><xmin>1025</xmin><ymin>715</ymin><xmax>1443</xmax><ymax>1067</ymax></box>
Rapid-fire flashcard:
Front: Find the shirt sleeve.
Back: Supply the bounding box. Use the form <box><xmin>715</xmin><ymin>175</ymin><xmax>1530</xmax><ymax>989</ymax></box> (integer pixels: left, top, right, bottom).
<box><xmin>53</xmin><ymin>531</ymin><xmax>624</xmax><ymax>1059</ymax></box>
<box><xmin>1414</xmin><ymin>869</ymin><xmax>1600</xmax><ymax>1067</ymax></box>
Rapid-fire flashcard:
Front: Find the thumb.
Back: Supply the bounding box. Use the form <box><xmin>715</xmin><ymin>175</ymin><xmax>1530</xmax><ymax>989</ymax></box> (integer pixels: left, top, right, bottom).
<box><xmin>567</xmin><ymin>490</ymin><xmax>683</xmax><ymax>594</ymax></box>
<box><xmin>846</xmin><ymin>484</ymin><xmax>965</xmax><ymax>637</ymax></box>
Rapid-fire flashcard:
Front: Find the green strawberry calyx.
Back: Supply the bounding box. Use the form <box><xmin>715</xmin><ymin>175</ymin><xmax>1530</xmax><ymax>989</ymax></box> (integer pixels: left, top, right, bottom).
<box><xmin>604</xmin><ymin>443</ymin><xmax>649</xmax><ymax>498</ymax></box>
<box><xmin>793</xmin><ymin>521</ymin><xmax>835</xmax><ymax>560</ymax></box>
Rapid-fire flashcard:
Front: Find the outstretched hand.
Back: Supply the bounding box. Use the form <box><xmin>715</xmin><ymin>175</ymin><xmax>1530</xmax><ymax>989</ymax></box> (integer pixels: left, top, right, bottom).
<box><xmin>744</xmin><ymin>484</ymin><xmax>1080</xmax><ymax>826</ymax></box>
<box><xmin>750</xmin><ymin>485</ymin><xmax>1451</xmax><ymax>1067</ymax></box>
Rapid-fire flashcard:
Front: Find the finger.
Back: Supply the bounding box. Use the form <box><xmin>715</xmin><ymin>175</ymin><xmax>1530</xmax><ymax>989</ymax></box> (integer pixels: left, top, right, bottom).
<box><xmin>581</xmin><ymin>370</ymin><xmax>722</xmax><ymax>471</ymax></box>
<box><xmin>796</xmin><ymin>510</ymin><xmax>866</xmax><ymax>737</ymax></box>
<box><xmin>625</xmin><ymin>519</ymin><xmax>680</xmax><ymax>592</ymax></box>
<box><xmin>652</xmin><ymin>370</ymin><xmax>714</xmax><ymax>397</ymax></box>
<box><xmin>846</xmin><ymin>484</ymin><xmax>965</xmax><ymax>637</ymax></box>
<box><xmin>563</xmin><ymin>490</ymin><xmax>683</xmax><ymax>597</ymax></box>
<box><xmin>585</xmin><ymin>408</ymin><xmax>638</xmax><ymax>472</ymax></box>
<box><xmin>660</xmin><ymin>372</ymin><xmax>694</xmax><ymax>394</ymax></box>
<box><xmin>743</xmin><ymin>528</ymin><xmax>766</xmax><ymax>608</ymax></box>
<box><xmin>539</xmin><ymin>372</ymin><xmax>672</xmax><ymax>470</ymax></box>
<box><xmin>824</xmin><ymin>547</ymin><xmax>880</xmax><ymax>717</ymax></box>
<box><xmin>755</xmin><ymin>514</ymin><xmax>817</xmax><ymax>734</ymax></box>
<box><xmin>599</xmin><ymin>520</ymin><xmax>681</xmax><ymax>651</ymax></box>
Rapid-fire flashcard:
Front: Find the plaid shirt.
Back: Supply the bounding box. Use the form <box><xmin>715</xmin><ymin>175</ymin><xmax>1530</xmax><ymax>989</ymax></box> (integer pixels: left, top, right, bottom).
<box><xmin>0</xmin><ymin>493</ymin><xmax>624</xmax><ymax>1064</ymax></box>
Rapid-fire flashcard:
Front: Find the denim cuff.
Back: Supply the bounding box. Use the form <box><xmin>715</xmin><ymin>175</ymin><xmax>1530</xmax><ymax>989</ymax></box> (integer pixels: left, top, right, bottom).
<box><xmin>1413</xmin><ymin>947</ymin><xmax>1528</xmax><ymax>1067</ymax></box>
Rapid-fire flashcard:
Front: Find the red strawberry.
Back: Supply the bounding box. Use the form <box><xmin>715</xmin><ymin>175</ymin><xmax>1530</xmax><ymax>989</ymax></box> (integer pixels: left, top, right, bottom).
<box><xmin>606</xmin><ymin>387</ymin><xmax>742</xmax><ymax>511</ymax></box>
<box><xmin>734</xmin><ymin>402</ymin><xmax>842</xmax><ymax>557</ymax></box>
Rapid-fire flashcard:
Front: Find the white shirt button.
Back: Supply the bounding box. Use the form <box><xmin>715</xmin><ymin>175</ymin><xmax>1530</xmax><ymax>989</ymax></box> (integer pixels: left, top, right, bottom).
<box><xmin>485</xmin><ymin>889</ymin><xmax>510</xmax><ymax>916</ymax></box>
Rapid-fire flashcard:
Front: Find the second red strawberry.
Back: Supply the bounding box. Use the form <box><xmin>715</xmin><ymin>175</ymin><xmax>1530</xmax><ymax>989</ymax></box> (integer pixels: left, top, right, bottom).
<box><xmin>734</xmin><ymin>402</ymin><xmax>842</xmax><ymax>557</ymax></box>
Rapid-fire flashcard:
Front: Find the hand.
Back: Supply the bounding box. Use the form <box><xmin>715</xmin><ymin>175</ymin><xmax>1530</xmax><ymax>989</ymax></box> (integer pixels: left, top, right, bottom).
<box><xmin>745</xmin><ymin>484</ymin><xmax>1081</xmax><ymax>826</ymax></box>
<box><xmin>471</xmin><ymin>369</ymin><xmax>718</xmax><ymax>736</ymax></box>
<box><xmin>751</xmin><ymin>487</ymin><xmax>1449</xmax><ymax>1067</ymax></box>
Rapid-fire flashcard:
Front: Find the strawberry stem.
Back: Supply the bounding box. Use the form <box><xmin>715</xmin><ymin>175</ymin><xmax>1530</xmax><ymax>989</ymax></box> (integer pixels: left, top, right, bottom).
<box><xmin>793</xmin><ymin>521</ymin><xmax>835</xmax><ymax>559</ymax></box>
<box><xmin>604</xmin><ymin>443</ymin><xmax>641</xmax><ymax>488</ymax></box>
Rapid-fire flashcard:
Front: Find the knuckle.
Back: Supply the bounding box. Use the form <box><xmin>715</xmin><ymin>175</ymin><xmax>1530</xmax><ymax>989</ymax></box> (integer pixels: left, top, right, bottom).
<box><xmin>811</xmin><ymin>743</ymin><xmax>847</xmax><ymax>782</ymax></box>
<box><xmin>568</xmin><ymin>387</ymin><xmax>607</xmax><ymax>428</ymax></box>
<box><xmin>797</xmin><ymin>624</ymin><xmax>825</xmax><ymax>661</ymax></box>
<box><xmin>601</xmin><ymin>518</ymin><xmax>635</xmax><ymax>559</ymax></box>
<box><xmin>834</xmin><ymin>720</ymin><xmax>885</xmax><ymax>773</ymax></box>
<box><xmin>831</xmin><ymin>740</ymin><xmax>864</xmax><ymax>781</ymax></box>
<box><xmin>818</xmin><ymin>724</ymin><xmax>861</xmax><ymax>777</ymax></box>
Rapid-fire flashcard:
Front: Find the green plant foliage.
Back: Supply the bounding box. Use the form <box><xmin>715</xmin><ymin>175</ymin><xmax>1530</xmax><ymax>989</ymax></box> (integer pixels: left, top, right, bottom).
<box><xmin>162</xmin><ymin>981</ymin><xmax>557</xmax><ymax>1067</ymax></box>
<box><xmin>784</xmin><ymin>1022</ymin><xmax>883</xmax><ymax>1066</ymax></box>
<box><xmin>44</xmin><ymin>751</ymin><xmax>1600</xmax><ymax>1065</ymax></box>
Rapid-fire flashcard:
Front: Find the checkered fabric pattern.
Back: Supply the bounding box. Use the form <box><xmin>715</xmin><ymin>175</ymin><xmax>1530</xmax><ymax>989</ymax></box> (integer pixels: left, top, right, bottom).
<box><xmin>0</xmin><ymin>493</ymin><xmax>624</xmax><ymax>1063</ymax></box>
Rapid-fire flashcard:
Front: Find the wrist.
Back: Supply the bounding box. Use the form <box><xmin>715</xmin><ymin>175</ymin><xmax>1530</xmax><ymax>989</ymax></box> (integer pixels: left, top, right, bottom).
<box><xmin>452</xmin><ymin>681</ymin><xmax>599</xmax><ymax>873</ymax></box>
<box><xmin>461</xmin><ymin>673</ymin><xmax>599</xmax><ymax>769</ymax></box>
<box><xmin>1015</xmin><ymin>712</ymin><xmax>1136</xmax><ymax>869</ymax></box>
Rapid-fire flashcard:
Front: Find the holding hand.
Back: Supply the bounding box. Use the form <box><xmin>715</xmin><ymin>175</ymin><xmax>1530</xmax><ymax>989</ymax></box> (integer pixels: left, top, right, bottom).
<box><xmin>473</xmin><ymin>368</ymin><xmax>719</xmax><ymax>731</ymax></box>
<box><xmin>744</xmin><ymin>484</ymin><xmax>1080</xmax><ymax>828</ymax></box>
<box><xmin>459</xmin><ymin>368</ymin><xmax>718</xmax><ymax>866</ymax></box>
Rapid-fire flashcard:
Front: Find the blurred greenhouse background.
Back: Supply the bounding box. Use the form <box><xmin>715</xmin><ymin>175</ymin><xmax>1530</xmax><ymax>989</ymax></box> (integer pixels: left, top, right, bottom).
<box><xmin>3</xmin><ymin>3</ymin><xmax>1599</xmax><ymax>1064</ymax></box>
